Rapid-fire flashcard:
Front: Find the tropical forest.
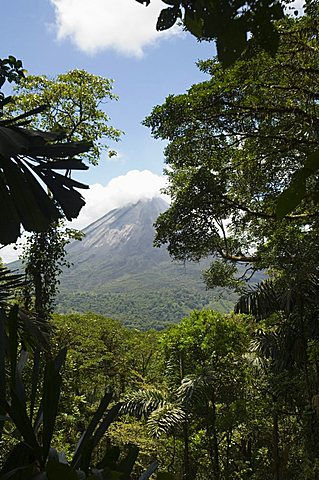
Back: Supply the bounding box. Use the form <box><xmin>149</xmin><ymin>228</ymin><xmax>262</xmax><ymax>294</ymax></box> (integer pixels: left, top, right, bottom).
<box><xmin>1</xmin><ymin>1</ymin><xmax>319</xmax><ymax>479</ymax></box>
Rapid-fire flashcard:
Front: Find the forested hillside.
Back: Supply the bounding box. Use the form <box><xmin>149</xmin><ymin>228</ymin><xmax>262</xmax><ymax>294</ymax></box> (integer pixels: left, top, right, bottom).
<box><xmin>56</xmin><ymin>286</ymin><xmax>236</xmax><ymax>329</ymax></box>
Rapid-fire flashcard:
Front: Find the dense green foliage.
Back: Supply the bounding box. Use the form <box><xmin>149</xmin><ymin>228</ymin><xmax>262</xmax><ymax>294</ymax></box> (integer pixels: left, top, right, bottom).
<box><xmin>55</xmin><ymin>285</ymin><xmax>237</xmax><ymax>329</ymax></box>
<box><xmin>7</xmin><ymin>307</ymin><xmax>316</xmax><ymax>479</ymax></box>
<box><xmin>4</xmin><ymin>6</ymin><xmax>319</xmax><ymax>480</ymax></box>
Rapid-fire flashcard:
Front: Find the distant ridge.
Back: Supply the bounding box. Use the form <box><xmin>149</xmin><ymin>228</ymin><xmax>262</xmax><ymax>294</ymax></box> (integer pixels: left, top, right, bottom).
<box><xmin>57</xmin><ymin>197</ymin><xmax>238</xmax><ymax>329</ymax></box>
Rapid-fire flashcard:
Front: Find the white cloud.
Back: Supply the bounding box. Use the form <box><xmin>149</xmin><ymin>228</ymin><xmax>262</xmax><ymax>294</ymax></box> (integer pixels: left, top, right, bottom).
<box><xmin>70</xmin><ymin>169</ymin><xmax>168</xmax><ymax>229</ymax></box>
<box><xmin>50</xmin><ymin>0</ymin><xmax>181</xmax><ymax>57</ymax></box>
<box><xmin>1</xmin><ymin>170</ymin><xmax>168</xmax><ymax>264</ymax></box>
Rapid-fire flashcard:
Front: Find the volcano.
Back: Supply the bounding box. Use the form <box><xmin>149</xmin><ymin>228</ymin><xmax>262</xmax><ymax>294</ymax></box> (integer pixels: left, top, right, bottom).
<box><xmin>55</xmin><ymin>197</ymin><xmax>237</xmax><ymax>328</ymax></box>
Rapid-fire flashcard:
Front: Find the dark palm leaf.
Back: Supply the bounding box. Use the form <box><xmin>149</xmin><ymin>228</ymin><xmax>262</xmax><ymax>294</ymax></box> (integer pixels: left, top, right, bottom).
<box><xmin>250</xmin><ymin>330</ymin><xmax>281</xmax><ymax>365</ymax></box>
<box><xmin>235</xmin><ymin>275</ymin><xmax>319</xmax><ymax>321</ymax></box>
<box><xmin>0</xmin><ymin>266</ymin><xmax>24</xmax><ymax>308</ymax></box>
<box><xmin>0</xmin><ymin>266</ymin><xmax>51</xmax><ymax>350</ymax></box>
<box><xmin>235</xmin><ymin>280</ymin><xmax>296</xmax><ymax>320</ymax></box>
<box><xmin>0</xmin><ymin>105</ymin><xmax>92</xmax><ymax>245</ymax></box>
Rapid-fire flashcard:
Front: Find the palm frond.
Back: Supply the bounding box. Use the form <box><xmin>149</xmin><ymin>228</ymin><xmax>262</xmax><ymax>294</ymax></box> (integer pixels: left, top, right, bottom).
<box><xmin>176</xmin><ymin>374</ymin><xmax>210</xmax><ymax>407</ymax></box>
<box><xmin>250</xmin><ymin>330</ymin><xmax>280</xmax><ymax>363</ymax></box>
<box><xmin>147</xmin><ymin>404</ymin><xmax>186</xmax><ymax>438</ymax></box>
<box><xmin>0</xmin><ymin>266</ymin><xmax>24</xmax><ymax>308</ymax></box>
<box><xmin>121</xmin><ymin>388</ymin><xmax>168</xmax><ymax>419</ymax></box>
<box><xmin>251</xmin><ymin>325</ymin><xmax>304</xmax><ymax>372</ymax></box>
<box><xmin>235</xmin><ymin>280</ymin><xmax>289</xmax><ymax>320</ymax></box>
<box><xmin>0</xmin><ymin>266</ymin><xmax>51</xmax><ymax>350</ymax></box>
<box><xmin>236</xmin><ymin>275</ymin><xmax>319</xmax><ymax>321</ymax></box>
<box><xmin>0</xmin><ymin>105</ymin><xmax>92</xmax><ymax>245</ymax></box>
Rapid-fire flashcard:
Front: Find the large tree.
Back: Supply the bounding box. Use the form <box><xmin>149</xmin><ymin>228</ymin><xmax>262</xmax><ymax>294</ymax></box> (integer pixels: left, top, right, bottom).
<box><xmin>144</xmin><ymin>14</ymin><xmax>319</xmax><ymax>289</ymax></box>
<box><xmin>8</xmin><ymin>69</ymin><xmax>121</xmax><ymax>165</ymax></box>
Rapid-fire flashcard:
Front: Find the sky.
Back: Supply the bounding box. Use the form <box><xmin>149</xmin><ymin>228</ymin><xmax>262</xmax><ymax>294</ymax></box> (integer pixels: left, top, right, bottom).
<box><xmin>1</xmin><ymin>0</ymin><xmax>304</xmax><ymax>262</ymax></box>
<box><xmin>1</xmin><ymin>0</ymin><xmax>216</xmax><ymax>262</ymax></box>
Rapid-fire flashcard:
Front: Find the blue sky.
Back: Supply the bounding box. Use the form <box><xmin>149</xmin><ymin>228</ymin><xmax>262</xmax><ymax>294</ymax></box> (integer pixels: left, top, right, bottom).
<box><xmin>2</xmin><ymin>0</ymin><xmax>216</xmax><ymax>261</ymax></box>
<box><xmin>2</xmin><ymin>0</ymin><xmax>215</xmax><ymax>184</ymax></box>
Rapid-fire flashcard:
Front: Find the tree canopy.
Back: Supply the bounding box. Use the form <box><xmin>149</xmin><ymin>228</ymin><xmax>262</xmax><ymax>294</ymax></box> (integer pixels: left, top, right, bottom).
<box><xmin>9</xmin><ymin>70</ymin><xmax>122</xmax><ymax>165</ymax></box>
<box><xmin>144</xmin><ymin>14</ymin><xmax>319</xmax><ymax>289</ymax></box>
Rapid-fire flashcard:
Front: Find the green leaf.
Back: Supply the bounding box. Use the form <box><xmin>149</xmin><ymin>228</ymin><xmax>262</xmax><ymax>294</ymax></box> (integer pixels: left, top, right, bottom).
<box><xmin>276</xmin><ymin>168</ymin><xmax>310</xmax><ymax>219</ymax></box>
<box><xmin>96</xmin><ymin>446</ymin><xmax>120</xmax><ymax>470</ymax></box>
<box><xmin>3</xmin><ymin>388</ymin><xmax>39</xmax><ymax>449</ymax></box>
<box><xmin>28</xmin><ymin>141</ymin><xmax>92</xmax><ymax>158</ymax></box>
<box><xmin>0</xmin><ymin>105</ymin><xmax>48</xmax><ymax>127</ymax></box>
<box><xmin>0</xmin><ymin>154</ymin><xmax>60</xmax><ymax>234</ymax></box>
<box><xmin>38</xmin><ymin>159</ymin><xmax>88</xmax><ymax>171</ymax></box>
<box><xmin>30</xmin><ymin>350</ymin><xmax>41</xmax><ymax>422</ymax></box>
<box><xmin>8</xmin><ymin>305</ymin><xmax>19</xmax><ymax>382</ymax></box>
<box><xmin>138</xmin><ymin>461</ymin><xmax>158</xmax><ymax>480</ymax></box>
<box><xmin>184</xmin><ymin>10</ymin><xmax>203</xmax><ymax>38</ymax></box>
<box><xmin>0</xmin><ymin>172</ymin><xmax>20</xmax><ymax>243</ymax></box>
<box><xmin>156</xmin><ymin>7</ymin><xmax>180</xmax><ymax>31</ymax></box>
<box><xmin>14</xmin><ymin>351</ymin><xmax>29</xmax><ymax>412</ymax></box>
<box><xmin>0</xmin><ymin>310</ymin><xmax>6</xmax><ymax>404</ymax></box>
<box><xmin>91</xmin><ymin>404</ymin><xmax>122</xmax><ymax>450</ymax></box>
<box><xmin>8</xmin><ymin>56</ymin><xmax>16</xmax><ymax>65</ymax></box>
<box><xmin>0</xmin><ymin>314</ymin><xmax>5</xmax><ymax>439</ymax></box>
<box><xmin>117</xmin><ymin>444</ymin><xmax>138</xmax><ymax>476</ymax></box>
<box><xmin>304</xmin><ymin>147</ymin><xmax>319</xmax><ymax>171</ymax></box>
<box><xmin>0</xmin><ymin>127</ymin><xmax>30</xmax><ymax>156</ymax></box>
<box><xmin>276</xmin><ymin>147</ymin><xmax>319</xmax><ymax>218</ymax></box>
<box><xmin>0</xmin><ymin>442</ymin><xmax>34</xmax><ymax>479</ymax></box>
<box><xmin>78</xmin><ymin>404</ymin><xmax>122</xmax><ymax>473</ymax></box>
<box><xmin>72</xmin><ymin>392</ymin><xmax>112</xmax><ymax>469</ymax></box>
<box><xmin>216</xmin><ymin>19</ymin><xmax>247</xmax><ymax>67</ymax></box>
<box><xmin>35</xmin><ymin>169</ymin><xmax>86</xmax><ymax>221</ymax></box>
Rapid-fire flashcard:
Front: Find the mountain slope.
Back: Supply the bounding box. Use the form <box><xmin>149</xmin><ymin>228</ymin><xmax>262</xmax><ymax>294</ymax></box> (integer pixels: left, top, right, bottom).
<box><xmin>56</xmin><ymin>197</ymin><xmax>238</xmax><ymax>329</ymax></box>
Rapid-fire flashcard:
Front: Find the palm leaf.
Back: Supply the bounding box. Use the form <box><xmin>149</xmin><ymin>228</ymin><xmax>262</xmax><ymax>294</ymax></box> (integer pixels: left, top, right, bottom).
<box><xmin>121</xmin><ymin>388</ymin><xmax>169</xmax><ymax>419</ymax></box>
<box><xmin>176</xmin><ymin>374</ymin><xmax>210</xmax><ymax>407</ymax></box>
<box><xmin>0</xmin><ymin>266</ymin><xmax>24</xmax><ymax>308</ymax></box>
<box><xmin>235</xmin><ymin>275</ymin><xmax>319</xmax><ymax>320</ymax></box>
<box><xmin>147</xmin><ymin>404</ymin><xmax>186</xmax><ymax>438</ymax></box>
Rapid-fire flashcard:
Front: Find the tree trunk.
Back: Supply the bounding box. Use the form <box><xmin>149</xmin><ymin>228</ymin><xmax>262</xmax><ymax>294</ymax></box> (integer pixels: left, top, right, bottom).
<box><xmin>207</xmin><ymin>390</ymin><xmax>220</xmax><ymax>480</ymax></box>
<box><xmin>272</xmin><ymin>400</ymin><xmax>280</xmax><ymax>480</ymax></box>
<box><xmin>183</xmin><ymin>421</ymin><xmax>192</xmax><ymax>480</ymax></box>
